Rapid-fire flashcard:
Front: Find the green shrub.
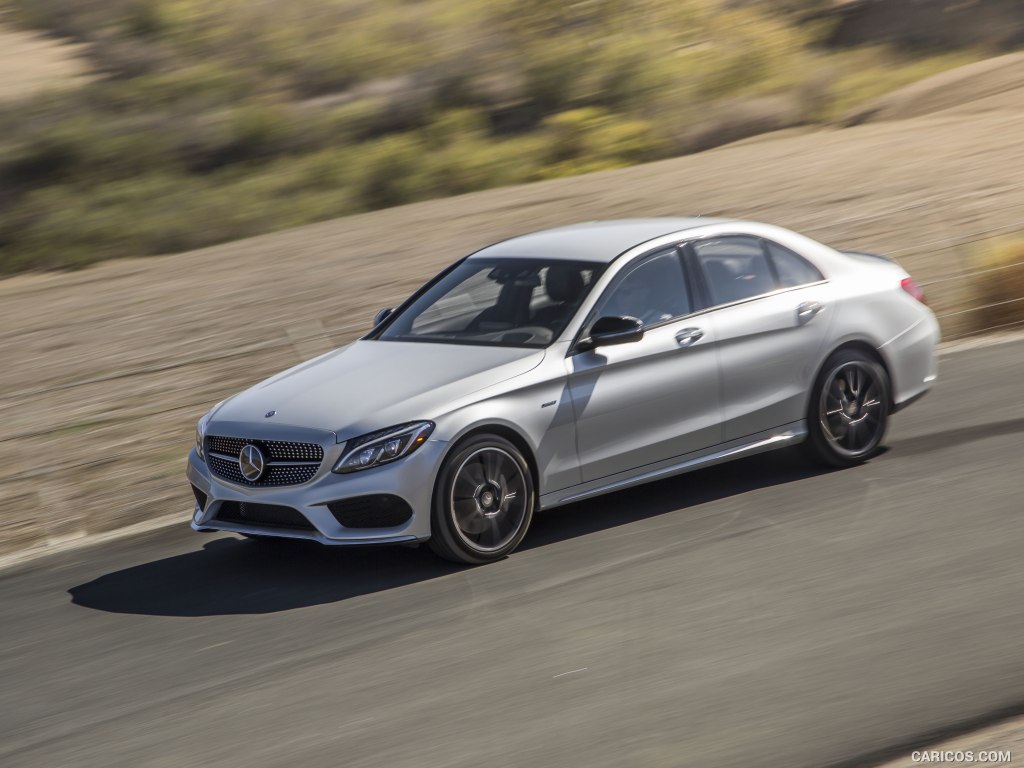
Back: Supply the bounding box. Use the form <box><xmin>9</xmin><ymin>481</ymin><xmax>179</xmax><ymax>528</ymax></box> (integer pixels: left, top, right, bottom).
<box><xmin>540</xmin><ymin>108</ymin><xmax>663</xmax><ymax>168</ymax></box>
<box><xmin>350</xmin><ymin>135</ymin><xmax>430</xmax><ymax>210</ymax></box>
<box><xmin>3</xmin><ymin>129</ymin><xmax>87</xmax><ymax>185</ymax></box>
<box><xmin>422</xmin><ymin>109</ymin><xmax>490</xmax><ymax>150</ymax></box>
<box><xmin>542</xmin><ymin>108</ymin><xmax>612</xmax><ymax>164</ymax></box>
<box><xmin>522</xmin><ymin>37</ymin><xmax>593</xmax><ymax>117</ymax></box>
<box><xmin>122</xmin><ymin>0</ymin><xmax>170</xmax><ymax>38</ymax></box>
<box><xmin>0</xmin><ymin>0</ymin><xmax>992</xmax><ymax>274</ymax></box>
<box><xmin>588</xmin><ymin>119</ymin><xmax>665</xmax><ymax>164</ymax></box>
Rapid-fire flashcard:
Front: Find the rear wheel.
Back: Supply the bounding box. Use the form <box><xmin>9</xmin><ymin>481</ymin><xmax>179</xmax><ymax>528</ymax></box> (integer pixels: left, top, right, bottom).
<box><xmin>429</xmin><ymin>435</ymin><xmax>535</xmax><ymax>564</ymax></box>
<box><xmin>803</xmin><ymin>349</ymin><xmax>890</xmax><ymax>467</ymax></box>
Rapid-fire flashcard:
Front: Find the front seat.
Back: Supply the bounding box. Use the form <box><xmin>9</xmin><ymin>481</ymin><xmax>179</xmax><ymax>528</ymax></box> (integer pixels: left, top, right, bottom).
<box><xmin>532</xmin><ymin>266</ymin><xmax>585</xmax><ymax>330</ymax></box>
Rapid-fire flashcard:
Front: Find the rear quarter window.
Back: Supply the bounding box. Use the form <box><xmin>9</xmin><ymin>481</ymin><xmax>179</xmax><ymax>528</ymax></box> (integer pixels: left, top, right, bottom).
<box><xmin>766</xmin><ymin>241</ymin><xmax>824</xmax><ymax>287</ymax></box>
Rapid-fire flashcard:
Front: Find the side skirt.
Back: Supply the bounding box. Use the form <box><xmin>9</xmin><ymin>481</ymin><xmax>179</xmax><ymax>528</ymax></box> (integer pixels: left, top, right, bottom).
<box><xmin>541</xmin><ymin>421</ymin><xmax>807</xmax><ymax>509</ymax></box>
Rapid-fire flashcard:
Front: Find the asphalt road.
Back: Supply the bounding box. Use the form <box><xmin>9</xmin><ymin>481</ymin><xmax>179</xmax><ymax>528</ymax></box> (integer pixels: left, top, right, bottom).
<box><xmin>2</xmin><ymin>339</ymin><xmax>1023</xmax><ymax>768</ymax></box>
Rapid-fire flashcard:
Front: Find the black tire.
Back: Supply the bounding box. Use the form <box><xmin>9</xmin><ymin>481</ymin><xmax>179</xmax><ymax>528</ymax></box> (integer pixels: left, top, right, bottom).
<box><xmin>802</xmin><ymin>348</ymin><xmax>891</xmax><ymax>468</ymax></box>
<box><xmin>428</xmin><ymin>434</ymin><xmax>536</xmax><ymax>564</ymax></box>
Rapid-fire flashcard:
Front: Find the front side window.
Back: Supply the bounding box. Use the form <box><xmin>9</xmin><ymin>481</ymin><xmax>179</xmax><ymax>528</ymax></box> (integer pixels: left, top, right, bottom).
<box><xmin>378</xmin><ymin>258</ymin><xmax>603</xmax><ymax>348</ymax></box>
<box><xmin>693</xmin><ymin>237</ymin><xmax>776</xmax><ymax>305</ymax></box>
<box><xmin>590</xmin><ymin>249</ymin><xmax>691</xmax><ymax>328</ymax></box>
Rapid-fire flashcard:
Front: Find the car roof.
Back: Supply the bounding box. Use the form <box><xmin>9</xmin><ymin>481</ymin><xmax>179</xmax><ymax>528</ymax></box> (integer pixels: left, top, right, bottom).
<box><xmin>469</xmin><ymin>218</ymin><xmax>734</xmax><ymax>264</ymax></box>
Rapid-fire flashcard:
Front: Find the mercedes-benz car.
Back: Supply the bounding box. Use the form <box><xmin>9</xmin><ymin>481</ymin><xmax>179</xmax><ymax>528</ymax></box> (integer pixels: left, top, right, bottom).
<box><xmin>187</xmin><ymin>218</ymin><xmax>938</xmax><ymax>563</ymax></box>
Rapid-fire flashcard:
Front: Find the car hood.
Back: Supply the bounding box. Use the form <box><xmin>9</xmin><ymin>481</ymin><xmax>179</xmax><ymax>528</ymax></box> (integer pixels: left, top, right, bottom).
<box><xmin>211</xmin><ymin>340</ymin><xmax>545</xmax><ymax>439</ymax></box>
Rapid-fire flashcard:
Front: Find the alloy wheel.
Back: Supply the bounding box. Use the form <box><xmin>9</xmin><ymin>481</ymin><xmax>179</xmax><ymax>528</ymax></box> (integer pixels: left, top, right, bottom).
<box><xmin>819</xmin><ymin>360</ymin><xmax>885</xmax><ymax>458</ymax></box>
<box><xmin>449</xmin><ymin>447</ymin><xmax>529</xmax><ymax>553</ymax></box>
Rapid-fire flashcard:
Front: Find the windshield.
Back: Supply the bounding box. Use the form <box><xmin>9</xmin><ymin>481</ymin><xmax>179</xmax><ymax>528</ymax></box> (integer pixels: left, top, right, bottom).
<box><xmin>378</xmin><ymin>258</ymin><xmax>605</xmax><ymax>348</ymax></box>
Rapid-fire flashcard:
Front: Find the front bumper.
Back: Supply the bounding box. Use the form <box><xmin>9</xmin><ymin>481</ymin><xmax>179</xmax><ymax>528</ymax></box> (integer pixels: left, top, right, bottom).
<box><xmin>186</xmin><ymin>438</ymin><xmax>447</xmax><ymax>545</ymax></box>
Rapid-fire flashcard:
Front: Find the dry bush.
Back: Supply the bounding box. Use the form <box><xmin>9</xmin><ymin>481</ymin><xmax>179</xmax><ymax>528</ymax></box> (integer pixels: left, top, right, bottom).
<box><xmin>971</xmin><ymin>238</ymin><xmax>1024</xmax><ymax>332</ymax></box>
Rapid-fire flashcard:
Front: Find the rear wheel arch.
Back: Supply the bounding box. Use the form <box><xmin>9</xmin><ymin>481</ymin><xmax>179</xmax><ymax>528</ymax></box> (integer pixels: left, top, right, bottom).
<box><xmin>802</xmin><ymin>343</ymin><xmax>892</xmax><ymax>467</ymax></box>
<box><xmin>813</xmin><ymin>340</ymin><xmax>895</xmax><ymax>409</ymax></box>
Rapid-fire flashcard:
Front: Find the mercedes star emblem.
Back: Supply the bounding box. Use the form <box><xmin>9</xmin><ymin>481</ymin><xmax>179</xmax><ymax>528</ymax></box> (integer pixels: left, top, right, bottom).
<box><xmin>238</xmin><ymin>444</ymin><xmax>266</xmax><ymax>482</ymax></box>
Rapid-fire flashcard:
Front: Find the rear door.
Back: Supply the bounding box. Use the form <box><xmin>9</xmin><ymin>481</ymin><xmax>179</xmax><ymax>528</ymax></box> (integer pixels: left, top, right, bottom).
<box><xmin>688</xmin><ymin>236</ymin><xmax>835</xmax><ymax>441</ymax></box>
<box><xmin>567</xmin><ymin>247</ymin><xmax>722</xmax><ymax>482</ymax></box>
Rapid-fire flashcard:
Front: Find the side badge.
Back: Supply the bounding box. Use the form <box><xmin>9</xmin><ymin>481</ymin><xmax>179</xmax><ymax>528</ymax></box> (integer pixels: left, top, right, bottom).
<box><xmin>265</xmin><ymin>410</ymin><xmax>276</xmax><ymax>418</ymax></box>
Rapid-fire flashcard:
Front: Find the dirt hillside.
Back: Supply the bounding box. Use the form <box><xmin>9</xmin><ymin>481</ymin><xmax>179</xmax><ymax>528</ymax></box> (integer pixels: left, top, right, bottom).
<box><xmin>0</xmin><ymin>21</ymin><xmax>91</xmax><ymax>102</ymax></box>
<box><xmin>2</xmin><ymin>54</ymin><xmax>1024</xmax><ymax>556</ymax></box>
<box><xmin>846</xmin><ymin>50</ymin><xmax>1024</xmax><ymax>124</ymax></box>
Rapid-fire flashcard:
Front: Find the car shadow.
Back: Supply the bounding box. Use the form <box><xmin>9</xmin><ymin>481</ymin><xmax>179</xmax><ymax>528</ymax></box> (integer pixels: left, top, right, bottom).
<box><xmin>521</xmin><ymin>446</ymin><xmax>844</xmax><ymax>550</ymax></box>
<box><xmin>69</xmin><ymin>447</ymin><xmax>837</xmax><ymax>617</ymax></box>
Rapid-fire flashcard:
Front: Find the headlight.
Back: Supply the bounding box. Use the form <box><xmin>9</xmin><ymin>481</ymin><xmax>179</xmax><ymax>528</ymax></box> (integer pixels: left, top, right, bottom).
<box><xmin>195</xmin><ymin>411</ymin><xmax>213</xmax><ymax>459</ymax></box>
<box><xmin>333</xmin><ymin>421</ymin><xmax>434</xmax><ymax>474</ymax></box>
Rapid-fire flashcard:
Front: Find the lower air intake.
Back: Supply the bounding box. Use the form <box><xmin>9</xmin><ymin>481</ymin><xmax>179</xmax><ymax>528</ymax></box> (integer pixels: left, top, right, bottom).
<box><xmin>215</xmin><ymin>501</ymin><xmax>315</xmax><ymax>531</ymax></box>
<box><xmin>326</xmin><ymin>495</ymin><xmax>413</xmax><ymax>528</ymax></box>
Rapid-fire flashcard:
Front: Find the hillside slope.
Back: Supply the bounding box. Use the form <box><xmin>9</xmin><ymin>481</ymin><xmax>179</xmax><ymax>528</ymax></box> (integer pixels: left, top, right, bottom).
<box><xmin>846</xmin><ymin>50</ymin><xmax>1024</xmax><ymax>123</ymax></box>
<box><xmin>2</xmin><ymin>55</ymin><xmax>1024</xmax><ymax>555</ymax></box>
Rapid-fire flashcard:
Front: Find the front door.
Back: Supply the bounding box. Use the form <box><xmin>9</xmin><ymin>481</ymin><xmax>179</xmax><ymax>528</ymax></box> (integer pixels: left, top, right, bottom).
<box><xmin>567</xmin><ymin>248</ymin><xmax>723</xmax><ymax>483</ymax></box>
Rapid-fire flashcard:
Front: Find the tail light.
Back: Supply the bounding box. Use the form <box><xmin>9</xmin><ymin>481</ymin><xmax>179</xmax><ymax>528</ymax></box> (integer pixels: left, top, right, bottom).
<box><xmin>901</xmin><ymin>277</ymin><xmax>926</xmax><ymax>304</ymax></box>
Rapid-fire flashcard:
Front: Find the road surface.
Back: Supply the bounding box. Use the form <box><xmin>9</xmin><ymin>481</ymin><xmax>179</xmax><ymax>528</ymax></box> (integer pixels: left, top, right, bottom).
<box><xmin>1</xmin><ymin>339</ymin><xmax>1023</xmax><ymax>767</ymax></box>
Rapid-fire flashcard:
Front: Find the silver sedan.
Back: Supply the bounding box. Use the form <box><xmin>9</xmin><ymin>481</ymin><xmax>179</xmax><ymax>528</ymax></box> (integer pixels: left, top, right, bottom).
<box><xmin>187</xmin><ymin>218</ymin><xmax>939</xmax><ymax>563</ymax></box>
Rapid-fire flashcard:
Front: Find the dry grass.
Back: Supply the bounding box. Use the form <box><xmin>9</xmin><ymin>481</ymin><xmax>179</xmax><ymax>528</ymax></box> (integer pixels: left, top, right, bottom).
<box><xmin>971</xmin><ymin>238</ymin><xmax>1024</xmax><ymax>333</ymax></box>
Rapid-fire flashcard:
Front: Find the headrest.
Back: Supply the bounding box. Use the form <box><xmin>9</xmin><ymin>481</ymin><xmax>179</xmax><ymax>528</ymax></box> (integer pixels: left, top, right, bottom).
<box><xmin>546</xmin><ymin>266</ymin><xmax>585</xmax><ymax>303</ymax></box>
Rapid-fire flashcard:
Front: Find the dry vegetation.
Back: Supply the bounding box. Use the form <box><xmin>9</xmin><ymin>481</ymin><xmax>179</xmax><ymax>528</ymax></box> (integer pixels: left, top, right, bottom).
<box><xmin>971</xmin><ymin>238</ymin><xmax>1024</xmax><ymax>332</ymax></box>
<box><xmin>0</xmin><ymin>0</ymin><xmax>1001</xmax><ymax>273</ymax></box>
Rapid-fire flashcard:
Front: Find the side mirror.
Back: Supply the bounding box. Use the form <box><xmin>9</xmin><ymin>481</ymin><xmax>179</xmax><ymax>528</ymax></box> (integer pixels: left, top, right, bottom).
<box><xmin>579</xmin><ymin>315</ymin><xmax>644</xmax><ymax>351</ymax></box>
<box><xmin>373</xmin><ymin>307</ymin><xmax>393</xmax><ymax>327</ymax></box>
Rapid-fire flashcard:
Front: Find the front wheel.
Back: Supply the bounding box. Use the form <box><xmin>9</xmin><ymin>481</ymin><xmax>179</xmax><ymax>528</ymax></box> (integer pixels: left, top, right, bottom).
<box><xmin>802</xmin><ymin>349</ymin><xmax>891</xmax><ymax>467</ymax></box>
<box><xmin>429</xmin><ymin>435</ymin><xmax>536</xmax><ymax>564</ymax></box>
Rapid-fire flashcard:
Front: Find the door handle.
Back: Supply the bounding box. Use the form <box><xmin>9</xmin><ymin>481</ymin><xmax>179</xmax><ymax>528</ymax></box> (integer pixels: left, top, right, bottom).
<box><xmin>797</xmin><ymin>301</ymin><xmax>824</xmax><ymax>323</ymax></box>
<box><xmin>675</xmin><ymin>327</ymin><xmax>704</xmax><ymax>346</ymax></box>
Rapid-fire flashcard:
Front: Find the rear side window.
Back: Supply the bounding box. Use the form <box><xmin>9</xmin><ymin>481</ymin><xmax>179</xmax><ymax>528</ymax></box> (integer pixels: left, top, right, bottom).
<box><xmin>766</xmin><ymin>241</ymin><xmax>824</xmax><ymax>287</ymax></box>
<box><xmin>693</xmin><ymin>237</ymin><xmax>775</xmax><ymax>305</ymax></box>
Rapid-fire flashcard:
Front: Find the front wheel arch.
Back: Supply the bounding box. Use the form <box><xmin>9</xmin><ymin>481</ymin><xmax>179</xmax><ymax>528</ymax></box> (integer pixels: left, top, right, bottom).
<box><xmin>428</xmin><ymin>432</ymin><xmax>537</xmax><ymax>564</ymax></box>
<box><xmin>438</xmin><ymin>423</ymin><xmax>541</xmax><ymax>507</ymax></box>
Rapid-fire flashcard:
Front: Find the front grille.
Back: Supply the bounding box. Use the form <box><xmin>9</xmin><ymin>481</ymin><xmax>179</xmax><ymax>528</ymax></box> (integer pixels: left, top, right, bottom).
<box><xmin>204</xmin><ymin>435</ymin><xmax>323</xmax><ymax>487</ymax></box>
<box><xmin>207</xmin><ymin>436</ymin><xmax>323</xmax><ymax>462</ymax></box>
<box><xmin>191</xmin><ymin>485</ymin><xmax>208</xmax><ymax>510</ymax></box>
<box><xmin>326</xmin><ymin>495</ymin><xmax>413</xmax><ymax>528</ymax></box>
<box><xmin>214</xmin><ymin>501</ymin><xmax>315</xmax><ymax>531</ymax></box>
